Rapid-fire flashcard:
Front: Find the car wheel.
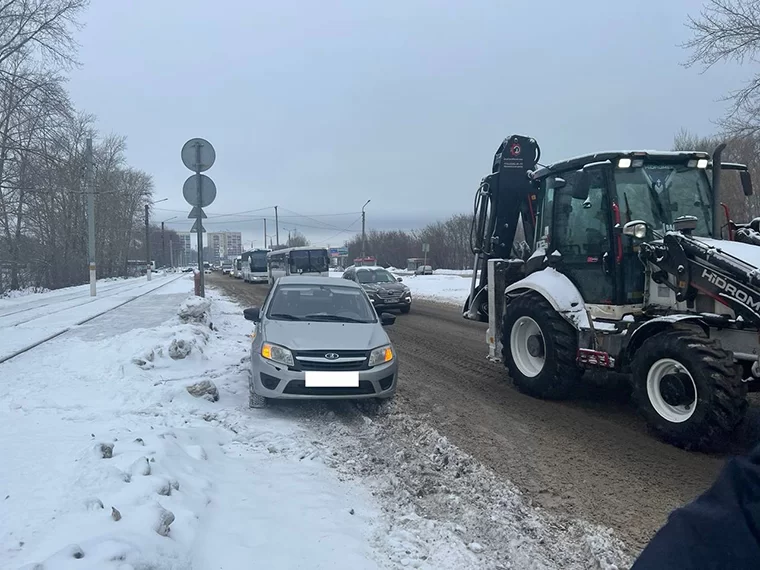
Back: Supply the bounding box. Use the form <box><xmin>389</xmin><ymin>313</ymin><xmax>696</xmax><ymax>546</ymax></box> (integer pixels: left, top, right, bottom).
<box><xmin>248</xmin><ymin>373</ymin><xmax>268</xmax><ymax>409</ymax></box>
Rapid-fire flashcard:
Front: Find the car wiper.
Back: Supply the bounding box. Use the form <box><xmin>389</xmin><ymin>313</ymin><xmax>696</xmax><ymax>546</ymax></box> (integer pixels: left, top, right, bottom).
<box><xmin>303</xmin><ymin>314</ymin><xmax>367</xmax><ymax>323</ymax></box>
<box><xmin>269</xmin><ymin>313</ymin><xmax>302</xmax><ymax>321</ymax></box>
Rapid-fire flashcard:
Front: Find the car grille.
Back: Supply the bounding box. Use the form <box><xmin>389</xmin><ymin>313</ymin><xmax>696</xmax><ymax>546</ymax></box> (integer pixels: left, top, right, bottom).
<box><xmin>293</xmin><ymin>350</ymin><xmax>369</xmax><ymax>372</ymax></box>
<box><xmin>283</xmin><ymin>380</ymin><xmax>376</xmax><ymax>396</ymax></box>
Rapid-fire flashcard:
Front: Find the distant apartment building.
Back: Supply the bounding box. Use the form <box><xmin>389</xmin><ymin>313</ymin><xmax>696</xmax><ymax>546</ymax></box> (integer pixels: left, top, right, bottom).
<box><xmin>177</xmin><ymin>232</ymin><xmax>192</xmax><ymax>254</ymax></box>
<box><xmin>207</xmin><ymin>232</ymin><xmax>242</xmax><ymax>261</ymax></box>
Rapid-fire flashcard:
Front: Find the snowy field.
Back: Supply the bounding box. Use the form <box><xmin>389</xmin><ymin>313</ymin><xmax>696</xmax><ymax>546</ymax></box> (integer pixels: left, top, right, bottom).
<box><xmin>329</xmin><ymin>268</ymin><xmax>471</xmax><ymax>307</ymax></box>
<box><xmin>0</xmin><ymin>276</ymin><xmax>631</xmax><ymax>569</ymax></box>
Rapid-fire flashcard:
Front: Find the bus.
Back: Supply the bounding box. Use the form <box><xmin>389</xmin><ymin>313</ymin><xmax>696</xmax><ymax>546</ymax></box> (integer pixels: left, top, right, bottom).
<box><xmin>267</xmin><ymin>246</ymin><xmax>330</xmax><ymax>285</ymax></box>
<box><xmin>242</xmin><ymin>248</ymin><xmax>270</xmax><ymax>283</ymax></box>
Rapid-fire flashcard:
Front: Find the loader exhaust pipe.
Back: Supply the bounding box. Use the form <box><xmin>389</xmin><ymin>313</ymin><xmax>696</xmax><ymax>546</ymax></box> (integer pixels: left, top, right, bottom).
<box><xmin>712</xmin><ymin>142</ymin><xmax>727</xmax><ymax>239</ymax></box>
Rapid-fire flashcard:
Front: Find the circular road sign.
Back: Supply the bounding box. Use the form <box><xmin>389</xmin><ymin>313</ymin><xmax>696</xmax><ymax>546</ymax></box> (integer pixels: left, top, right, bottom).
<box><xmin>183</xmin><ymin>174</ymin><xmax>217</xmax><ymax>208</ymax></box>
<box><xmin>181</xmin><ymin>138</ymin><xmax>216</xmax><ymax>172</ymax></box>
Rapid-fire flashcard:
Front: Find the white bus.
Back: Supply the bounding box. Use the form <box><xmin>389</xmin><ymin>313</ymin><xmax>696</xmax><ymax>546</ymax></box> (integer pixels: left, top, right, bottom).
<box><xmin>242</xmin><ymin>248</ymin><xmax>270</xmax><ymax>283</ymax></box>
<box><xmin>266</xmin><ymin>246</ymin><xmax>330</xmax><ymax>285</ymax></box>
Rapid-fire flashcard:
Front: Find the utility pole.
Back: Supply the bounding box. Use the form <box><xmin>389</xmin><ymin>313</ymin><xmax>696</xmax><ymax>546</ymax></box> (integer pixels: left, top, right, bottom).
<box><xmin>274</xmin><ymin>205</ymin><xmax>280</xmax><ymax>246</ymax></box>
<box><xmin>85</xmin><ymin>137</ymin><xmax>96</xmax><ymax>296</ymax></box>
<box><xmin>145</xmin><ymin>204</ymin><xmax>151</xmax><ymax>281</ymax></box>
<box><xmin>263</xmin><ymin>218</ymin><xmax>267</xmax><ymax>249</ymax></box>
<box><xmin>169</xmin><ymin>238</ymin><xmax>174</xmax><ymax>268</ymax></box>
<box><xmin>361</xmin><ymin>199</ymin><xmax>371</xmax><ymax>259</ymax></box>
<box><xmin>161</xmin><ymin>222</ymin><xmax>166</xmax><ymax>268</ymax></box>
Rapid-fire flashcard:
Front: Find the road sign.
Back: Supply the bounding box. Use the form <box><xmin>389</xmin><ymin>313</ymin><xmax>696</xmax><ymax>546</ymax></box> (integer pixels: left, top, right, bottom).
<box><xmin>188</xmin><ymin>206</ymin><xmax>207</xmax><ymax>219</ymax></box>
<box><xmin>190</xmin><ymin>219</ymin><xmax>206</xmax><ymax>233</ymax></box>
<box><xmin>181</xmin><ymin>138</ymin><xmax>216</xmax><ymax>172</ymax></box>
<box><xmin>183</xmin><ymin>175</ymin><xmax>217</xmax><ymax>207</ymax></box>
<box><xmin>422</xmin><ymin>243</ymin><xmax>430</xmax><ymax>253</ymax></box>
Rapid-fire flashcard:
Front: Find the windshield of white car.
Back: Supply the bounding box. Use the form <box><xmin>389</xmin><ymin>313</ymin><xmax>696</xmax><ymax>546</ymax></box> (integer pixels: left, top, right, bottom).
<box><xmin>356</xmin><ymin>269</ymin><xmax>396</xmax><ymax>283</ymax></box>
<box><xmin>266</xmin><ymin>284</ymin><xmax>377</xmax><ymax>323</ymax></box>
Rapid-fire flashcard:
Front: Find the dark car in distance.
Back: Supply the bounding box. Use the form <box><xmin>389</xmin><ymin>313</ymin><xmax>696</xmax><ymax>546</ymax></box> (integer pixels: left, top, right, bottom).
<box><xmin>342</xmin><ymin>266</ymin><xmax>412</xmax><ymax>314</ymax></box>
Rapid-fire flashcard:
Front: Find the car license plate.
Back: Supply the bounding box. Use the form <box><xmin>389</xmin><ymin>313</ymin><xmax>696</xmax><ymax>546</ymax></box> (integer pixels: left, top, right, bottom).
<box><xmin>304</xmin><ymin>371</ymin><xmax>359</xmax><ymax>388</ymax></box>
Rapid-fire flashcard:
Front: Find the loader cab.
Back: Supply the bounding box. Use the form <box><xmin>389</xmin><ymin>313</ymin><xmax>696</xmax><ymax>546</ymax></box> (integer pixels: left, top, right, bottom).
<box><xmin>532</xmin><ymin>152</ymin><xmax>719</xmax><ymax>311</ymax></box>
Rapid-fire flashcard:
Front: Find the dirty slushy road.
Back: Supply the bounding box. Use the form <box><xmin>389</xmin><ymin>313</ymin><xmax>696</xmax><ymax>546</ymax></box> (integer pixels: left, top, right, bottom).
<box><xmin>207</xmin><ymin>271</ymin><xmax>760</xmax><ymax>552</ymax></box>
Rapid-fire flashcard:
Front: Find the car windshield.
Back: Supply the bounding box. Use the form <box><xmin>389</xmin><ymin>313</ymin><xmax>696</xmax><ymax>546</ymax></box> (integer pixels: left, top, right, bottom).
<box><xmin>266</xmin><ymin>283</ymin><xmax>377</xmax><ymax>323</ymax></box>
<box><xmin>356</xmin><ymin>269</ymin><xmax>395</xmax><ymax>283</ymax></box>
<box><xmin>289</xmin><ymin>250</ymin><xmax>329</xmax><ymax>273</ymax></box>
<box><xmin>250</xmin><ymin>251</ymin><xmax>268</xmax><ymax>272</ymax></box>
<box><xmin>615</xmin><ymin>164</ymin><xmax>713</xmax><ymax>236</ymax></box>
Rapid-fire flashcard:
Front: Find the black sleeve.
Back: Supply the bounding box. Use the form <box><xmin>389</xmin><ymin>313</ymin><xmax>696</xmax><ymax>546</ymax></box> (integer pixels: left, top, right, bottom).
<box><xmin>632</xmin><ymin>445</ymin><xmax>760</xmax><ymax>569</ymax></box>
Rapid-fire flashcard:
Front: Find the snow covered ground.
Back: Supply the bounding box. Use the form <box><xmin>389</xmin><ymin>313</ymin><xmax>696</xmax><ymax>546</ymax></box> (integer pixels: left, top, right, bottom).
<box><xmin>0</xmin><ymin>272</ymin><xmax>183</xmax><ymax>362</ymax></box>
<box><xmin>0</xmin><ymin>276</ymin><xmax>632</xmax><ymax>569</ymax></box>
<box><xmin>329</xmin><ymin>268</ymin><xmax>471</xmax><ymax>307</ymax></box>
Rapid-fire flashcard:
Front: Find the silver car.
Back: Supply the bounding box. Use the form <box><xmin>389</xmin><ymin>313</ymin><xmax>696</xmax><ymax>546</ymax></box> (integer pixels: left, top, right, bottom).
<box><xmin>243</xmin><ymin>276</ymin><xmax>398</xmax><ymax>407</ymax></box>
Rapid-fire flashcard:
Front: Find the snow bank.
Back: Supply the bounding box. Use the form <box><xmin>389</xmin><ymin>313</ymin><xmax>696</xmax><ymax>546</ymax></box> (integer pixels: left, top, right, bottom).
<box><xmin>0</xmin><ymin>289</ymin><xmax>384</xmax><ymax>569</ymax></box>
<box><xmin>400</xmin><ymin>274</ymin><xmax>471</xmax><ymax>306</ymax></box>
<box><xmin>0</xmin><ymin>286</ymin><xmax>50</xmax><ymax>299</ymax></box>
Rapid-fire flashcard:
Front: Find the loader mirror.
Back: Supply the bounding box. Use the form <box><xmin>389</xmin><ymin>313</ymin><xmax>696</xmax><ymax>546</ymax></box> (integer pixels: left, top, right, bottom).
<box><xmin>741</xmin><ymin>170</ymin><xmax>753</xmax><ymax>196</ymax></box>
<box><xmin>553</xmin><ymin>177</ymin><xmax>567</xmax><ymax>190</ymax></box>
<box><xmin>623</xmin><ymin>220</ymin><xmax>648</xmax><ymax>239</ymax></box>
<box><xmin>572</xmin><ymin>170</ymin><xmax>591</xmax><ymax>200</ymax></box>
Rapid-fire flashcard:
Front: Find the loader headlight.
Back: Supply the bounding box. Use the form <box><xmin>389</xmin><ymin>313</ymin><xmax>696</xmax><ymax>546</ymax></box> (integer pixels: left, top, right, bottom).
<box><xmin>368</xmin><ymin>345</ymin><xmax>394</xmax><ymax>367</ymax></box>
<box><xmin>623</xmin><ymin>220</ymin><xmax>648</xmax><ymax>239</ymax></box>
<box><xmin>618</xmin><ymin>158</ymin><xmax>632</xmax><ymax>168</ymax></box>
<box><xmin>261</xmin><ymin>342</ymin><xmax>294</xmax><ymax>367</ymax></box>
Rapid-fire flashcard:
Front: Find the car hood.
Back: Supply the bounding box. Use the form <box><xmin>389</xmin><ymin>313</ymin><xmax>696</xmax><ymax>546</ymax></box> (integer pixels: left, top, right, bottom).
<box><xmin>360</xmin><ymin>282</ymin><xmax>408</xmax><ymax>294</ymax></box>
<box><xmin>261</xmin><ymin>319</ymin><xmax>390</xmax><ymax>351</ymax></box>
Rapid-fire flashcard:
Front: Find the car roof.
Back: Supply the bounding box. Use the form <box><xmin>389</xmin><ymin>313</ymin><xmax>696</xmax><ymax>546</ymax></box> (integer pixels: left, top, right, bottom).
<box><xmin>276</xmin><ymin>275</ymin><xmax>362</xmax><ymax>288</ymax></box>
<box><xmin>354</xmin><ymin>266</ymin><xmax>389</xmax><ymax>271</ymax></box>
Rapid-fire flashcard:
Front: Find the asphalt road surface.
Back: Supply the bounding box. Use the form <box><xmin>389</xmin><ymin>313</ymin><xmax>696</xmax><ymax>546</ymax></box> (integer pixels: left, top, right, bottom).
<box><xmin>207</xmin><ymin>271</ymin><xmax>760</xmax><ymax>552</ymax></box>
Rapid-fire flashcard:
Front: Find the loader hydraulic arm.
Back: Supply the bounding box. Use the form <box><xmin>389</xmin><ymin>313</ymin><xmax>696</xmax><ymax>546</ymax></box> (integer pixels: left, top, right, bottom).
<box><xmin>638</xmin><ymin>223</ymin><xmax>760</xmax><ymax>326</ymax></box>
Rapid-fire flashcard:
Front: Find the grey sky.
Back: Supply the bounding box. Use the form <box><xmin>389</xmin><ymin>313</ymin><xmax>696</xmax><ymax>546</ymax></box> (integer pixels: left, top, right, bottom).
<box><xmin>66</xmin><ymin>0</ymin><xmax>741</xmax><ymax>248</ymax></box>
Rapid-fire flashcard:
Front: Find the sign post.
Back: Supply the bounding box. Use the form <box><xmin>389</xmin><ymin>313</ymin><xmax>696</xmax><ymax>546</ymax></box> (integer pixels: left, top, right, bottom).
<box><xmin>422</xmin><ymin>243</ymin><xmax>430</xmax><ymax>268</ymax></box>
<box><xmin>181</xmin><ymin>138</ymin><xmax>216</xmax><ymax>297</ymax></box>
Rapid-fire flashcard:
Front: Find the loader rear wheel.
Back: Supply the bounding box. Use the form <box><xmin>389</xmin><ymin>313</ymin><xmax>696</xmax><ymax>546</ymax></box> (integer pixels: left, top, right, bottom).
<box><xmin>632</xmin><ymin>329</ymin><xmax>747</xmax><ymax>451</ymax></box>
<box><xmin>502</xmin><ymin>292</ymin><xmax>581</xmax><ymax>399</ymax></box>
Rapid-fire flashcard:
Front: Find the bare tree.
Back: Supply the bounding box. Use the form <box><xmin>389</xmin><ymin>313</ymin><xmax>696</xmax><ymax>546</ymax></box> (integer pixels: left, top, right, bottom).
<box><xmin>285</xmin><ymin>230</ymin><xmax>309</xmax><ymax>247</ymax></box>
<box><xmin>0</xmin><ymin>0</ymin><xmax>88</xmax><ymax>71</ymax></box>
<box><xmin>683</xmin><ymin>0</ymin><xmax>760</xmax><ymax>134</ymax></box>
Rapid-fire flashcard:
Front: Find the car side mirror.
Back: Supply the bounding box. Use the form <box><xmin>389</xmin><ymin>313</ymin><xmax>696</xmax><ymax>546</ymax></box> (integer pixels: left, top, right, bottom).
<box><xmin>243</xmin><ymin>307</ymin><xmax>261</xmax><ymax>322</ymax></box>
<box><xmin>741</xmin><ymin>170</ymin><xmax>753</xmax><ymax>196</ymax></box>
<box><xmin>380</xmin><ymin>312</ymin><xmax>396</xmax><ymax>326</ymax></box>
<box><xmin>396</xmin><ymin>277</ymin><xmax>403</xmax><ymax>282</ymax></box>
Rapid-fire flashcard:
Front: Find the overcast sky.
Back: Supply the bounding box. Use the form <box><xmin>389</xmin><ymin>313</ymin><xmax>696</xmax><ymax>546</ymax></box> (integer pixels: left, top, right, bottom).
<box><xmin>66</xmin><ymin>0</ymin><xmax>741</xmax><ymax>248</ymax></box>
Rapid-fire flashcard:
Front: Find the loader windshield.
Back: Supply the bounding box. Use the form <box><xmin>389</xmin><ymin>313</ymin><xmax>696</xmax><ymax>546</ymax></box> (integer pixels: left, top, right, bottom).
<box><xmin>615</xmin><ymin>164</ymin><xmax>713</xmax><ymax>237</ymax></box>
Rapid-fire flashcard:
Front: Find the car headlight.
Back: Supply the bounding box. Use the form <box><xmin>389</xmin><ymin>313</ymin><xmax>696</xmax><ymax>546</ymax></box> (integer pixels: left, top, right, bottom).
<box><xmin>261</xmin><ymin>342</ymin><xmax>294</xmax><ymax>367</ymax></box>
<box><xmin>368</xmin><ymin>345</ymin><xmax>394</xmax><ymax>367</ymax></box>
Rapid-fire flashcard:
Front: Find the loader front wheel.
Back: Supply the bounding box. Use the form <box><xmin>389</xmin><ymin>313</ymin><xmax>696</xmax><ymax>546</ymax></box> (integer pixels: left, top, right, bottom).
<box><xmin>632</xmin><ymin>329</ymin><xmax>747</xmax><ymax>451</ymax></box>
<box><xmin>502</xmin><ymin>292</ymin><xmax>581</xmax><ymax>400</ymax></box>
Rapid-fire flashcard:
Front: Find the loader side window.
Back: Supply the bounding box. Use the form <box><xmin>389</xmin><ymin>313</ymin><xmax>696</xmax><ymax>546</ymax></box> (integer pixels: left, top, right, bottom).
<box><xmin>552</xmin><ymin>169</ymin><xmax>615</xmax><ymax>304</ymax></box>
<box><xmin>554</xmin><ymin>170</ymin><xmax>610</xmax><ymax>257</ymax></box>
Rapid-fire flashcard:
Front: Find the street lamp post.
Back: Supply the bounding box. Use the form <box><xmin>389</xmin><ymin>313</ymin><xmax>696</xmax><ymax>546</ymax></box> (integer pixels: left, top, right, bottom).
<box><xmin>361</xmin><ymin>199</ymin><xmax>371</xmax><ymax>259</ymax></box>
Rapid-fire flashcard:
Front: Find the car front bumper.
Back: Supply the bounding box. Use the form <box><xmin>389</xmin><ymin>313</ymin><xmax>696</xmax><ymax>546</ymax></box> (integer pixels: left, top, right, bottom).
<box><xmin>370</xmin><ymin>296</ymin><xmax>412</xmax><ymax>310</ymax></box>
<box><xmin>251</xmin><ymin>355</ymin><xmax>398</xmax><ymax>400</ymax></box>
